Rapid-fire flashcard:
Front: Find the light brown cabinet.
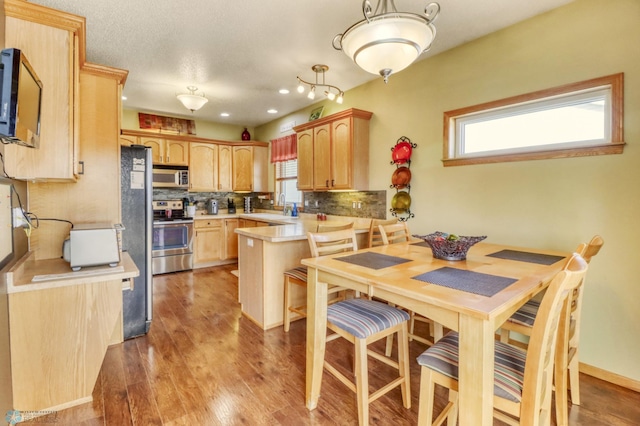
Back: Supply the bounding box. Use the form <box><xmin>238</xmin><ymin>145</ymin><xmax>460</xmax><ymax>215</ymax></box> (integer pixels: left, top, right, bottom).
<box><xmin>189</xmin><ymin>143</ymin><xmax>218</xmax><ymax>192</ymax></box>
<box><xmin>194</xmin><ymin>219</ymin><xmax>224</xmax><ymax>265</ymax></box>
<box><xmin>232</xmin><ymin>146</ymin><xmax>253</xmax><ymax>191</ymax></box>
<box><xmin>119</xmin><ymin>134</ymin><xmax>138</xmax><ymax>147</ymax></box>
<box><xmin>141</xmin><ymin>137</ymin><xmax>189</xmax><ymax>166</ymax></box>
<box><xmin>294</xmin><ymin>108</ymin><xmax>372</xmax><ymax>191</ymax></box>
<box><xmin>3</xmin><ymin>0</ymin><xmax>82</xmax><ymax>181</ymax></box>
<box><xmin>224</xmin><ymin>218</ymin><xmax>239</xmax><ymax>259</ymax></box>
<box><xmin>218</xmin><ymin>145</ymin><xmax>233</xmax><ymax>192</ymax></box>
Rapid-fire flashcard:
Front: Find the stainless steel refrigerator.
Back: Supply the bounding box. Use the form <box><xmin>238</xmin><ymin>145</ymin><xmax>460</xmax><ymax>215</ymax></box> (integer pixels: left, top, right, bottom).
<box><xmin>121</xmin><ymin>145</ymin><xmax>153</xmax><ymax>339</ymax></box>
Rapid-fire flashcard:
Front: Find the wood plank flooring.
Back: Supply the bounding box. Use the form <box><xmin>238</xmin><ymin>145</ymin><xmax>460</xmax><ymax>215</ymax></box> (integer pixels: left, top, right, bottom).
<box><xmin>47</xmin><ymin>264</ymin><xmax>639</xmax><ymax>425</ymax></box>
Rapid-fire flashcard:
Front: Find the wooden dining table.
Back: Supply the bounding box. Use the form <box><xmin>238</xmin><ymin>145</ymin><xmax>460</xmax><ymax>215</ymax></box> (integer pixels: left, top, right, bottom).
<box><xmin>301</xmin><ymin>240</ymin><xmax>570</xmax><ymax>425</ymax></box>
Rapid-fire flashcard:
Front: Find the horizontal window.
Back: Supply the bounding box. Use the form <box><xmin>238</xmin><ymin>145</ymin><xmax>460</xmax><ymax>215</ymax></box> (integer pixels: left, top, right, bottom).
<box><xmin>443</xmin><ymin>73</ymin><xmax>625</xmax><ymax>166</ymax></box>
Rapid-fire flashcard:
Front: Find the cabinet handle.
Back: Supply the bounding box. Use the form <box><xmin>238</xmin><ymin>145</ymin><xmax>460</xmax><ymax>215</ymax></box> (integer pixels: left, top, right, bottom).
<box><xmin>160</xmin><ymin>155</ymin><xmax>163</xmax><ymax>163</ymax></box>
<box><xmin>331</xmin><ymin>179</ymin><xmax>335</xmax><ymax>187</ymax></box>
<box><xmin>325</xmin><ymin>180</ymin><xmax>329</xmax><ymax>188</ymax></box>
<box><xmin>167</xmin><ymin>155</ymin><xmax>170</xmax><ymax>162</ymax></box>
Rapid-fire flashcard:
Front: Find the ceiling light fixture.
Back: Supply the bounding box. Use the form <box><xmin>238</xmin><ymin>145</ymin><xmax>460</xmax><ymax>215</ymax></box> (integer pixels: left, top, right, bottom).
<box><xmin>333</xmin><ymin>0</ymin><xmax>440</xmax><ymax>83</ymax></box>
<box><xmin>297</xmin><ymin>64</ymin><xmax>344</xmax><ymax>104</ymax></box>
<box><xmin>177</xmin><ymin>86</ymin><xmax>209</xmax><ymax>112</ymax></box>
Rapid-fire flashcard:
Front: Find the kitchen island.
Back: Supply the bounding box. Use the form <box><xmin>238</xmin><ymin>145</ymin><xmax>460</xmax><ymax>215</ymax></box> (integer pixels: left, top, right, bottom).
<box><xmin>234</xmin><ymin>213</ymin><xmax>370</xmax><ymax>330</ymax></box>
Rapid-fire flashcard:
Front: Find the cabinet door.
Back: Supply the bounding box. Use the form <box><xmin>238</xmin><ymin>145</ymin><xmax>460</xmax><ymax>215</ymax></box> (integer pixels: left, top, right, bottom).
<box><xmin>232</xmin><ymin>146</ymin><xmax>253</xmax><ymax>191</ymax></box>
<box><xmin>119</xmin><ymin>135</ymin><xmax>138</xmax><ymax>146</ymax></box>
<box><xmin>189</xmin><ymin>143</ymin><xmax>218</xmax><ymax>191</ymax></box>
<box><xmin>165</xmin><ymin>140</ymin><xmax>189</xmax><ymax>166</ymax></box>
<box><xmin>296</xmin><ymin>129</ymin><xmax>314</xmax><ymax>190</ymax></box>
<box><xmin>194</xmin><ymin>223</ymin><xmax>224</xmax><ymax>264</ymax></box>
<box><xmin>4</xmin><ymin>15</ymin><xmax>79</xmax><ymax>180</ymax></box>
<box><xmin>224</xmin><ymin>219</ymin><xmax>239</xmax><ymax>259</ymax></box>
<box><xmin>218</xmin><ymin>145</ymin><xmax>233</xmax><ymax>192</ymax></box>
<box><xmin>313</xmin><ymin>124</ymin><xmax>331</xmax><ymax>190</ymax></box>
<box><xmin>252</xmin><ymin>146</ymin><xmax>269</xmax><ymax>192</ymax></box>
<box><xmin>330</xmin><ymin>117</ymin><xmax>353</xmax><ymax>190</ymax></box>
<box><xmin>141</xmin><ymin>137</ymin><xmax>164</xmax><ymax>164</ymax></box>
<box><xmin>240</xmin><ymin>219</ymin><xmax>257</xmax><ymax>227</ymax></box>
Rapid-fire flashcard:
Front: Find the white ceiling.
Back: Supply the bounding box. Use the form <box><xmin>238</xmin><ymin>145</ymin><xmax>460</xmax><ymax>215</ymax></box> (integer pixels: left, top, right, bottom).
<box><xmin>30</xmin><ymin>0</ymin><xmax>574</xmax><ymax>128</ymax></box>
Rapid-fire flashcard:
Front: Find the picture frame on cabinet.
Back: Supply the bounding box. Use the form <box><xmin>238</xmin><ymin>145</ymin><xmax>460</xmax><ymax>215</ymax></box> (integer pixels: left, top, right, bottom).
<box><xmin>309</xmin><ymin>106</ymin><xmax>324</xmax><ymax>121</ymax></box>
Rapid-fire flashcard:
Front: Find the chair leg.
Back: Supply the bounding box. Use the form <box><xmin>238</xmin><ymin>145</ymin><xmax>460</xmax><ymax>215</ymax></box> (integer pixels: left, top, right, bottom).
<box><xmin>499</xmin><ymin>327</ymin><xmax>510</xmax><ymax>343</ymax></box>
<box><xmin>385</xmin><ymin>334</ymin><xmax>394</xmax><ymax>357</ymax></box>
<box><xmin>397</xmin><ymin>323</ymin><xmax>411</xmax><ymax>408</ymax></box>
<box><xmin>554</xmin><ymin>359</ymin><xmax>569</xmax><ymax>426</ymax></box>
<box><xmin>283</xmin><ymin>276</ymin><xmax>291</xmax><ymax>332</ymax></box>
<box><xmin>354</xmin><ymin>338</ymin><xmax>369</xmax><ymax>426</ymax></box>
<box><xmin>569</xmin><ymin>352</ymin><xmax>581</xmax><ymax>405</ymax></box>
<box><xmin>418</xmin><ymin>367</ymin><xmax>435</xmax><ymax>426</ymax></box>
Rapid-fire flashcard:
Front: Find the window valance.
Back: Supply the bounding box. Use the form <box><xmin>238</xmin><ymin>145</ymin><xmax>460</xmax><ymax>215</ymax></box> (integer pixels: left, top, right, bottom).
<box><xmin>270</xmin><ymin>134</ymin><xmax>297</xmax><ymax>163</ymax></box>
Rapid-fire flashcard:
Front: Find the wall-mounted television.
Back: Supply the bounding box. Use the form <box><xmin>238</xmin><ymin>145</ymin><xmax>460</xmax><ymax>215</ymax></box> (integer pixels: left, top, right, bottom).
<box><xmin>0</xmin><ymin>48</ymin><xmax>43</xmax><ymax>148</ymax></box>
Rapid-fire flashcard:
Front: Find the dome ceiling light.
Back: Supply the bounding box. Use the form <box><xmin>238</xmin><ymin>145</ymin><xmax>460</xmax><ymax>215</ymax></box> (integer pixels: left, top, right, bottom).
<box><xmin>177</xmin><ymin>86</ymin><xmax>209</xmax><ymax>112</ymax></box>
<box><xmin>333</xmin><ymin>0</ymin><xmax>440</xmax><ymax>83</ymax></box>
<box><xmin>297</xmin><ymin>64</ymin><xmax>344</xmax><ymax>104</ymax></box>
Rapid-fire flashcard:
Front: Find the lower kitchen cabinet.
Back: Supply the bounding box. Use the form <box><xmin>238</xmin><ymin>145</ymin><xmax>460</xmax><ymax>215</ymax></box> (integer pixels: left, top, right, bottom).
<box><xmin>194</xmin><ymin>219</ymin><xmax>224</xmax><ymax>265</ymax></box>
<box><xmin>224</xmin><ymin>219</ymin><xmax>239</xmax><ymax>259</ymax></box>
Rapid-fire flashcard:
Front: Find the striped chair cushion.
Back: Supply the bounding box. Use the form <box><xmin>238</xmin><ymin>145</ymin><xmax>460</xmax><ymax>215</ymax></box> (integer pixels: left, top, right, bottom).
<box><xmin>416</xmin><ymin>332</ymin><xmax>526</xmax><ymax>403</ymax></box>
<box><xmin>327</xmin><ymin>299</ymin><xmax>410</xmax><ymax>339</ymax></box>
<box><xmin>508</xmin><ymin>300</ymin><xmax>540</xmax><ymax>327</ymax></box>
<box><xmin>284</xmin><ymin>266</ymin><xmax>308</xmax><ymax>282</ymax></box>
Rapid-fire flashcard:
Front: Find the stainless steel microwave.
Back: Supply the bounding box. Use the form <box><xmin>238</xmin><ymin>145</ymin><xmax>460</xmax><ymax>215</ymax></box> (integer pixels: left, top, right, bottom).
<box><xmin>152</xmin><ymin>168</ymin><xmax>189</xmax><ymax>188</ymax></box>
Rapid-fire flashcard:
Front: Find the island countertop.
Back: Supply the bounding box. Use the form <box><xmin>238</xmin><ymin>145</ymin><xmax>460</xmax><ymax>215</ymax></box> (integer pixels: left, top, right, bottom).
<box><xmin>234</xmin><ymin>214</ymin><xmax>370</xmax><ymax>243</ymax></box>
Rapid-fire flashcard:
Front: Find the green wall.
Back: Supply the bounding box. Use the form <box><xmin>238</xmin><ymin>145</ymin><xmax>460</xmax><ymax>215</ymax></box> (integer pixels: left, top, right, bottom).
<box><xmin>256</xmin><ymin>0</ymin><xmax>640</xmax><ymax>383</ymax></box>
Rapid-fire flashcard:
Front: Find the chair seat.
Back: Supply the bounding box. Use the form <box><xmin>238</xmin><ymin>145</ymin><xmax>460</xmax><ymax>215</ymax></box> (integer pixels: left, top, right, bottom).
<box><xmin>507</xmin><ymin>299</ymin><xmax>540</xmax><ymax>327</ymax></box>
<box><xmin>283</xmin><ymin>265</ymin><xmax>308</xmax><ymax>282</ymax></box>
<box><xmin>328</xmin><ymin>299</ymin><xmax>410</xmax><ymax>339</ymax></box>
<box><xmin>416</xmin><ymin>332</ymin><xmax>526</xmax><ymax>403</ymax></box>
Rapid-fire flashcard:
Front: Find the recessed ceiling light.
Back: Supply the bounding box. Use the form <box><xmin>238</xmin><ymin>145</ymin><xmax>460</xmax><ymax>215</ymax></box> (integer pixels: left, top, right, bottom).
<box><xmin>220</xmin><ymin>112</ymin><xmax>230</xmax><ymax>117</ymax></box>
<box><xmin>267</xmin><ymin>109</ymin><xmax>278</xmax><ymax>114</ymax></box>
<box><xmin>279</xmin><ymin>89</ymin><xmax>290</xmax><ymax>94</ymax></box>
<box><xmin>121</xmin><ymin>96</ymin><xmax>127</xmax><ymax>101</ymax></box>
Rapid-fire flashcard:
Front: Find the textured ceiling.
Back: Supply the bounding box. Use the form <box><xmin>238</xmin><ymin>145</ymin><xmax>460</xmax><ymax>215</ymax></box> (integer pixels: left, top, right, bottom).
<box><xmin>29</xmin><ymin>0</ymin><xmax>574</xmax><ymax>127</ymax></box>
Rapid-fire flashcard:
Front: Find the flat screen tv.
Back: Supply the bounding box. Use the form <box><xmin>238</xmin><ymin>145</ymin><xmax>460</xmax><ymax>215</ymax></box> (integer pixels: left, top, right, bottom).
<box><xmin>0</xmin><ymin>48</ymin><xmax>43</xmax><ymax>148</ymax></box>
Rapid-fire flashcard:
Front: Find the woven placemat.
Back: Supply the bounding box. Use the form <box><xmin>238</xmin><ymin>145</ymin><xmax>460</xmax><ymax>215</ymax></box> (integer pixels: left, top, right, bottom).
<box><xmin>487</xmin><ymin>249</ymin><xmax>565</xmax><ymax>265</ymax></box>
<box><xmin>412</xmin><ymin>267</ymin><xmax>517</xmax><ymax>297</ymax></box>
<box><xmin>335</xmin><ymin>252</ymin><xmax>412</xmax><ymax>270</ymax></box>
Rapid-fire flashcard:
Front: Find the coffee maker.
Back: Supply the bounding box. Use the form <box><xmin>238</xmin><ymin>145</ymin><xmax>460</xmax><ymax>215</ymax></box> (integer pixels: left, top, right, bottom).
<box><xmin>207</xmin><ymin>199</ymin><xmax>218</xmax><ymax>215</ymax></box>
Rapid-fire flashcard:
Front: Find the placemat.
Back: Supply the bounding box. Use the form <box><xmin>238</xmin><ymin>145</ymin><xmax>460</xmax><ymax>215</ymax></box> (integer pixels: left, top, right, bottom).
<box><xmin>335</xmin><ymin>252</ymin><xmax>412</xmax><ymax>270</ymax></box>
<box><xmin>412</xmin><ymin>267</ymin><xmax>517</xmax><ymax>297</ymax></box>
<box><xmin>487</xmin><ymin>249</ymin><xmax>565</xmax><ymax>265</ymax></box>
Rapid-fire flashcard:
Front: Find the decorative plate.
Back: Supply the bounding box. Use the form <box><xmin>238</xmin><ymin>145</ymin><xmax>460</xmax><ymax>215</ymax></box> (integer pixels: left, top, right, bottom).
<box><xmin>391</xmin><ymin>166</ymin><xmax>412</xmax><ymax>189</ymax></box>
<box><xmin>391</xmin><ymin>141</ymin><xmax>413</xmax><ymax>164</ymax></box>
<box><xmin>391</xmin><ymin>191</ymin><xmax>411</xmax><ymax>212</ymax></box>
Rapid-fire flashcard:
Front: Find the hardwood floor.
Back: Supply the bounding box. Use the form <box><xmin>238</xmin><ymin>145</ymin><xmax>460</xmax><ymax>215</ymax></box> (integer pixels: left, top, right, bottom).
<box><xmin>48</xmin><ymin>264</ymin><xmax>639</xmax><ymax>425</ymax></box>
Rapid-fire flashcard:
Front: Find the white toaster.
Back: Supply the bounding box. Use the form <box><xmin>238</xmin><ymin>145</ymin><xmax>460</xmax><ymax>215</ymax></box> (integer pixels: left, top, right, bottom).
<box><xmin>62</xmin><ymin>224</ymin><xmax>121</xmax><ymax>271</ymax></box>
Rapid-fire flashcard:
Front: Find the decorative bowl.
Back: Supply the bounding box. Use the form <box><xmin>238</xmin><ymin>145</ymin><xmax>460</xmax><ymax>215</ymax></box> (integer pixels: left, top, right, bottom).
<box><xmin>413</xmin><ymin>232</ymin><xmax>487</xmax><ymax>261</ymax></box>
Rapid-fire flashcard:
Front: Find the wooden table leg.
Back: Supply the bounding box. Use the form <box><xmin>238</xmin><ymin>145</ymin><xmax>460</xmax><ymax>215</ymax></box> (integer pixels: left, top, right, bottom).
<box><xmin>305</xmin><ymin>267</ymin><xmax>328</xmax><ymax>410</ymax></box>
<box><xmin>458</xmin><ymin>315</ymin><xmax>494</xmax><ymax>426</ymax></box>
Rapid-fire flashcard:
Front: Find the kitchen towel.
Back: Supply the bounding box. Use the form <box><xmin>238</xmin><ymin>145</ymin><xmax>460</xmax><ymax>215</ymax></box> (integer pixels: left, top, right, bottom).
<box><xmin>412</xmin><ymin>267</ymin><xmax>517</xmax><ymax>297</ymax></box>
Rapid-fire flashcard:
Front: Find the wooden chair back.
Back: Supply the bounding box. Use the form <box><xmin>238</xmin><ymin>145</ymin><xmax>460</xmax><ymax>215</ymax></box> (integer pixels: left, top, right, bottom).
<box><xmin>317</xmin><ymin>222</ymin><xmax>354</xmax><ymax>232</ymax></box>
<box><xmin>512</xmin><ymin>253</ymin><xmax>589</xmax><ymax>423</ymax></box>
<box><xmin>368</xmin><ymin>219</ymin><xmax>397</xmax><ymax>247</ymax></box>
<box><xmin>307</xmin><ymin>228</ymin><xmax>358</xmax><ymax>258</ymax></box>
<box><xmin>379</xmin><ymin>222</ymin><xmax>411</xmax><ymax>245</ymax></box>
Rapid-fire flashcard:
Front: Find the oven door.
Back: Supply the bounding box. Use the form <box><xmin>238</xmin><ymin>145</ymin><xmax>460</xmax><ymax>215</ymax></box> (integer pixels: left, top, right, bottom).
<box><xmin>152</xmin><ymin>221</ymin><xmax>193</xmax><ymax>256</ymax></box>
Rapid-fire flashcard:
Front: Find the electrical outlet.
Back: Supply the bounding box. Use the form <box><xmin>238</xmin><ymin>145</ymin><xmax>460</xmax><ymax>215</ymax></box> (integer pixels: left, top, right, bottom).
<box><xmin>357</xmin><ymin>202</ymin><xmax>362</xmax><ymax>209</ymax></box>
<box><xmin>314</xmin><ymin>200</ymin><xmax>319</xmax><ymax>207</ymax></box>
<box><xmin>304</xmin><ymin>200</ymin><xmax>309</xmax><ymax>207</ymax></box>
<box><xmin>352</xmin><ymin>201</ymin><xmax>357</xmax><ymax>209</ymax></box>
<box><xmin>13</xmin><ymin>207</ymin><xmax>28</xmax><ymax>228</ymax></box>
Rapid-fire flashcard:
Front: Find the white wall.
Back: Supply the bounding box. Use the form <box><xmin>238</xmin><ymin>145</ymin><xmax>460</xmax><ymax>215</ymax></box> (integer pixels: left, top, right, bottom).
<box><xmin>256</xmin><ymin>0</ymin><xmax>640</xmax><ymax>382</ymax></box>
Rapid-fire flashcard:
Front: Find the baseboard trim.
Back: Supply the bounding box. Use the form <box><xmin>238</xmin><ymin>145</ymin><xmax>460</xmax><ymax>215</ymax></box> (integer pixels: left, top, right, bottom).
<box><xmin>580</xmin><ymin>362</ymin><xmax>640</xmax><ymax>393</ymax></box>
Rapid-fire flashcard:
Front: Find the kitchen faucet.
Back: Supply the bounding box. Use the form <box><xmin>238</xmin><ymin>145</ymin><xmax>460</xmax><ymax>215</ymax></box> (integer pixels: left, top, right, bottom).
<box><xmin>279</xmin><ymin>192</ymin><xmax>288</xmax><ymax>215</ymax></box>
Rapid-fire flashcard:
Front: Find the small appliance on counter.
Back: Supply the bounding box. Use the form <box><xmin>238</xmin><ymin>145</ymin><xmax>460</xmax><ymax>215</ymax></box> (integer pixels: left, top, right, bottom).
<box><xmin>62</xmin><ymin>223</ymin><xmax>121</xmax><ymax>271</ymax></box>
<box><xmin>208</xmin><ymin>199</ymin><xmax>218</xmax><ymax>215</ymax></box>
<box><xmin>227</xmin><ymin>198</ymin><xmax>236</xmax><ymax>214</ymax></box>
<box><xmin>243</xmin><ymin>196</ymin><xmax>252</xmax><ymax>213</ymax></box>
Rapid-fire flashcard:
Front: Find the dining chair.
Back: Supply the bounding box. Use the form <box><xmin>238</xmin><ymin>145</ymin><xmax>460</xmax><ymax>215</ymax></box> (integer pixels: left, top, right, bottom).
<box><xmin>378</xmin><ymin>222</ymin><xmax>444</xmax><ymax>352</ymax></box>
<box><xmin>498</xmin><ymin>235</ymin><xmax>603</xmax><ymax>425</ymax></box>
<box><xmin>367</xmin><ymin>218</ymin><xmax>397</xmax><ymax>248</ymax></box>
<box><xmin>283</xmin><ymin>223</ymin><xmax>354</xmax><ymax>332</ymax></box>
<box><xmin>416</xmin><ymin>253</ymin><xmax>589</xmax><ymax>426</ymax></box>
<box><xmin>307</xmin><ymin>227</ymin><xmax>412</xmax><ymax>426</ymax></box>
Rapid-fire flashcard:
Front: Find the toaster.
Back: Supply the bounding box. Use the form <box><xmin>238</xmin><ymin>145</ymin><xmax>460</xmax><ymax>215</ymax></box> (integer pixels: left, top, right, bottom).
<box><xmin>62</xmin><ymin>224</ymin><xmax>121</xmax><ymax>271</ymax></box>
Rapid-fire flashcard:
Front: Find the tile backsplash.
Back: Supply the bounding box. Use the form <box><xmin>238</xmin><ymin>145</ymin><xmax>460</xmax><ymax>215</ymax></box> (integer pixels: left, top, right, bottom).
<box><xmin>153</xmin><ymin>189</ymin><xmax>388</xmax><ymax>219</ymax></box>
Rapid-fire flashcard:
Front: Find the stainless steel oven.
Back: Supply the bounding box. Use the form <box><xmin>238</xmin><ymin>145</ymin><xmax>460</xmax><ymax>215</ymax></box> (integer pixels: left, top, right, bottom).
<box><xmin>152</xmin><ymin>200</ymin><xmax>193</xmax><ymax>274</ymax></box>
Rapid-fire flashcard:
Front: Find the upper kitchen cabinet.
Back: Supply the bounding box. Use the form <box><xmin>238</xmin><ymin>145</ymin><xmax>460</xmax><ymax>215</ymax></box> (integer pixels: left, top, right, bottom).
<box><xmin>119</xmin><ymin>134</ymin><xmax>138</xmax><ymax>147</ymax></box>
<box><xmin>189</xmin><ymin>142</ymin><xmax>218</xmax><ymax>192</ymax></box>
<box><xmin>232</xmin><ymin>146</ymin><xmax>253</xmax><ymax>192</ymax></box>
<box><xmin>293</xmin><ymin>108</ymin><xmax>372</xmax><ymax>191</ymax></box>
<box><xmin>218</xmin><ymin>145</ymin><xmax>233</xmax><ymax>192</ymax></box>
<box><xmin>141</xmin><ymin>137</ymin><xmax>189</xmax><ymax>166</ymax></box>
<box><xmin>3</xmin><ymin>0</ymin><xmax>83</xmax><ymax>181</ymax></box>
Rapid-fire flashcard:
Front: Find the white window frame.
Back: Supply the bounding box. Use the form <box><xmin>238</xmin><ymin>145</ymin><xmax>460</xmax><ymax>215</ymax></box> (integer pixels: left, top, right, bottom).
<box><xmin>274</xmin><ymin>160</ymin><xmax>302</xmax><ymax>207</ymax></box>
<box><xmin>443</xmin><ymin>73</ymin><xmax>625</xmax><ymax>166</ymax></box>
